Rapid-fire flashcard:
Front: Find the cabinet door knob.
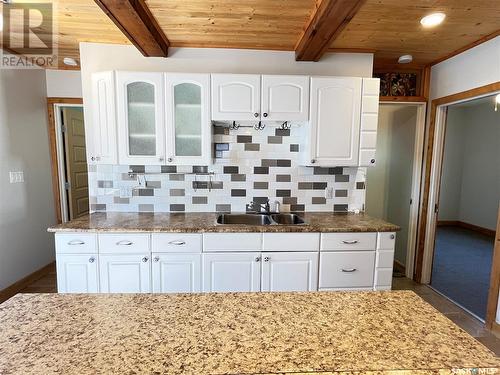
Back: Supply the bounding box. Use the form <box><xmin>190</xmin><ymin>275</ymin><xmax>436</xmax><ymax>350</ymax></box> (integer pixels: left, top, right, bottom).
<box><xmin>254</xmin><ymin>112</ymin><xmax>259</xmax><ymax>118</ymax></box>
<box><xmin>142</xmin><ymin>257</ymin><xmax>149</xmax><ymax>263</ymax></box>
<box><xmin>167</xmin><ymin>157</ymin><xmax>173</xmax><ymax>163</ymax></box>
<box><xmin>90</xmin><ymin>156</ymin><xmax>95</xmax><ymax>161</ymax></box>
<box><xmin>390</xmin><ymin>234</ymin><xmax>395</xmax><ymax>240</ymax></box>
<box><xmin>255</xmin><ymin>257</ymin><xmax>261</xmax><ymax>262</ymax></box>
<box><xmin>311</xmin><ymin>159</ymin><xmax>316</xmax><ymax>164</ymax></box>
<box><xmin>264</xmin><ymin>256</ymin><xmax>270</xmax><ymax>262</ymax></box>
<box><xmin>263</xmin><ymin>112</ymin><xmax>268</xmax><ymax>117</ymax></box>
<box><xmin>153</xmin><ymin>256</ymin><xmax>160</xmax><ymax>262</ymax></box>
<box><xmin>88</xmin><ymin>257</ymin><xmax>95</xmax><ymax>263</ymax></box>
<box><xmin>370</xmin><ymin>159</ymin><xmax>376</xmax><ymax>164</ymax></box>
<box><xmin>159</xmin><ymin>157</ymin><xmax>164</xmax><ymax>162</ymax></box>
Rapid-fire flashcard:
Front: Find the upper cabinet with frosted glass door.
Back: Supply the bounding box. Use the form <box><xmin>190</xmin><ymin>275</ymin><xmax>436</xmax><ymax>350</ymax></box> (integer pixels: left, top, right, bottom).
<box><xmin>116</xmin><ymin>72</ymin><xmax>165</xmax><ymax>165</ymax></box>
<box><xmin>165</xmin><ymin>73</ymin><xmax>211</xmax><ymax>165</ymax></box>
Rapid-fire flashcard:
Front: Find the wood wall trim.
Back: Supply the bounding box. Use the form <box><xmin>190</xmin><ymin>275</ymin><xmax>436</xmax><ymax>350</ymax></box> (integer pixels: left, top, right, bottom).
<box><xmin>415</xmin><ymin>81</ymin><xmax>500</xmax><ymax>282</ymax></box>
<box><xmin>94</xmin><ymin>0</ymin><xmax>169</xmax><ymax>57</ymax></box>
<box><xmin>437</xmin><ymin>220</ymin><xmax>496</xmax><ymax>238</ymax></box>
<box><xmin>486</xmin><ymin>206</ymin><xmax>500</xmax><ymax>330</ymax></box>
<box><xmin>431</xmin><ymin>29</ymin><xmax>500</xmax><ymax>66</ymax></box>
<box><xmin>295</xmin><ymin>0</ymin><xmax>366</xmax><ymax>62</ymax></box>
<box><xmin>379</xmin><ymin>96</ymin><xmax>427</xmax><ymax>103</ymax></box>
<box><xmin>0</xmin><ymin>262</ymin><xmax>56</xmax><ymax>304</ymax></box>
<box><xmin>46</xmin><ymin>98</ymin><xmax>84</xmax><ymax>224</ymax></box>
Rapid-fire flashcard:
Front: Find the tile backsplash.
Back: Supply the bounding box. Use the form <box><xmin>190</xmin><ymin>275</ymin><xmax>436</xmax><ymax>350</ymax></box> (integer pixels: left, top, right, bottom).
<box><xmin>88</xmin><ymin>124</ymin><xmax>366</xmax><ymax>213</ymax></box>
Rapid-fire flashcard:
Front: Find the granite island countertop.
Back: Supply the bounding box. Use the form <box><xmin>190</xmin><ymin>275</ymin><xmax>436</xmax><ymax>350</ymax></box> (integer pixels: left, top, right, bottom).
<box><xmin>0</xmin><ymin>291</ymin><xmax>498</xmax><ymax>374</ymax></box>
<box><xmin>47</xmin><ymin>212</ymin><xmax>400</xmax><ymax>233</ymax></box>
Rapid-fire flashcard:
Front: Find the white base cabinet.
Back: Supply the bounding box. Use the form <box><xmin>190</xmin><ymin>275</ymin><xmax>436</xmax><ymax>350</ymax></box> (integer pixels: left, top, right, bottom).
<box><xmin>99</xmin><ymin>254</ymin><xmax>151</xmax><ymax>293</ymax></box>
<box><xmin>54</xmin><ymin>231</ymin><xmax>395</xmax><ymax>294</ymax></box>
<box><xmin>56</xmin><ymin>254</ymin><xmax>99</xmax><ymax>293</ymax></box>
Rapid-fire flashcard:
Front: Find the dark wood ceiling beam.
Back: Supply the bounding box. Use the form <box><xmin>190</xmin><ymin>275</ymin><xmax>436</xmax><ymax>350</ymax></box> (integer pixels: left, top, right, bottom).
<box><xmin>94</xmin><ymin>0</ymin><xmax>169</xmax><ymax>57</ymax></box>
<box><xmin>295</xmin><ymin>0</ymin><xmax>366</xmax><ymax>62</ymax></box>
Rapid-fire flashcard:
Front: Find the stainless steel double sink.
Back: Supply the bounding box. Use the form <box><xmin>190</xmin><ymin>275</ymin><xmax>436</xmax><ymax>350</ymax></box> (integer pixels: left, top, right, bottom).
<box><xmin>216</xmin><ymin>213</ymin><xmax>305</xmax><ymax>226</ymax></box>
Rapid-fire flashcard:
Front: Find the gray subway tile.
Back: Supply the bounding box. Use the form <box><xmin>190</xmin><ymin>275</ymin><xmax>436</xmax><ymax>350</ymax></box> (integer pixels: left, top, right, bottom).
<box><xmin>356</xmin><ymin>182</ymin><xmax>366</xmax><ymax>189</ymax></box>
<box><xmin>276</xmin><ymin>174</ymin><xmax>291</xmax><ymax>182</ymax></box>
<box><xmin>312</xmin><ymin>197</ymin><xmax>326</xmax><ymax>204</ymax></box>
<box><xmin>254</xmin><ymin>166</ymin><xmax>269</xmax><ymax>174</ymax></box>
<box><xmin>216</xmin><ymin>204</ymin><xmax>231</xmax><ymax>213</ymax></box>
<box><xmin>231</xmin><ymin>174</ymin><xmax>246</xmax><ymax>182</ymax></box>
<box><xmin>138</xmin><ymin>189</ymin><xmax>154</xmax><ymax>196</ymax></box>
<box><xmin>313</xmin><ymin>182</ymin><xmax>328</xmax><ymax>190</ymax></box>
<box><xmin>231</xmin><ymin>189</ymin><xmax>246</xmax><ymax>197</ymax></box>
<box><xmin>254</xmin><ymin>182</ymin><xmax>269</xmax><ymax>189</ymax></box>
<box><xmin>223</xmin><ymin>166</ymin><xmax>239</xmax><ymax>174</ymax></box>
<box><xmin>335</xmin><ymin>189</ymin><xmax>348</xmax><ymax>197</ymax></box>
<box><xmin>192</xmin><ymin>196</ymin><xmax>208</xmax><ymax>204</ymax></box>
<box><xmin>161</xmin><ymin>166</ymin><xmax>177</xmax><ymax>173</ymax></box>
<box><xmin>113</xmin><ymin>197</ymin><xmax>129</xmax><ymax>204</ymax></box>
<box><xmin>335</xmin><ymin>175</ymin><xmax>350</xmax><ymax>182</ymax></box>
<box><xmin>170</xmin><ymin>204</ymin><xmax>185</xmax><ymax>212</ymax></box>
<box><xmin>130</xmin><ymin>165</ymin><xmax>145</xmax><ymax>173</ymax></box>
<box><xmin>244</xmin><ymin>143</ymin><xmax>260</xmax><ymax>151</ymax></box>
<box><xmin>290</xmin><ymin>144</ymin><xmax>299</xmax><ymax>152</ymax></box>
<box><xmin>237</xmin><ymin>135</ymin><xmax>252</xmax><ymax>143</ymax></box>
<box><xmin>283</xmin><ymin>197</ymin><xmax>297</xmax><ymax>205</ymax></box>
<box><xmin>262</xmin><ymin>159</ymin><xmax>278</xmax><ymax>167</ymax></box>
<box><xmin>277</xmin><ymin>159</ymin><xmax>291</xmax><ymax>167</ymax></box>
<box><xmin>290</xmin><ymin>204</ymin><xmax>305</xmax><ymax>212</ymax></box>
<box><xmin>192</xmin><ymin>166</ymin><xmax>208</xmax><ymax>173</ymax></box>
<box><xmin>275</xmin><ymin>129</ymin><xmax>290</xmax><ymax>136</ymax></box>
<box><xmin>298</xmin><ymin>182</ymin><xmax>313</xmax><ymax>190</ymax></box>
<box><xmin>334</xmin><ymin>204</ymin><xmax>348</xmax><ymax>212</ymax></box>
<box><xmin>170</xmin><ymin>189</ymin><xmax>185</xmax><ymax>197</ymax></box>
<box><xmin>139</xmin><ymin>204</ymin><xmax>154</xmax><ymax>212</ymax></box>
<box><xmin>314</xmin><ymin>167</ymin><xmax>343</xmax><ymax>175</ymax></box>
<box><xmin>252</xmin><ymin>197</ymin><xmax>269</xmax><ymax>204</ymax></box>
<box><xmin>91</xmin><ymin>204</ymin><xmax>106</xmax><ymax>211</ymax></box>
<box><xmin>97</xmin><ymin>180</ymin><xmax>113</xmax><ymax>188</ymax></box>
<box><xmin>169</xmin><ymin>174</ymin><xmax>185</xmax><ymax>181</ymax></box>
<box><xmin>276</xmin><ymin>189</ymin><xmax>291</xmax><ymax>197</ymax></box>
<box><xmin>268</xmin><ymin>136</ymin><xmax>282</xmax><ymax>144</ymax></box>
<box><xmin>146</xmin><ymin>181</ymin><xmax>161</xmax><ymax>188</ymax></box>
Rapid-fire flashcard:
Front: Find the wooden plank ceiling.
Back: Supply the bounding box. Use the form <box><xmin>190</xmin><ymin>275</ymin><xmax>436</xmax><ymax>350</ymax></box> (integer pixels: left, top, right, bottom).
<box><xmin>2</xmin><ymin>0</ymin><xmax>499</xmax><ymax>69</ymax></box>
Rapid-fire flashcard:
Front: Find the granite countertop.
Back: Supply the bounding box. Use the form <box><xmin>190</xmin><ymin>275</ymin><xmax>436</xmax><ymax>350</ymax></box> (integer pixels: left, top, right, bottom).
<box><xmin>0</xmin><ymin>291</ymin><xmax>498</xmax><ymax>374</ymax></box>
<box><xmin>47</xmin><ymin>212</ymin><xmax>400</xmax><ymax>233</ymax></box>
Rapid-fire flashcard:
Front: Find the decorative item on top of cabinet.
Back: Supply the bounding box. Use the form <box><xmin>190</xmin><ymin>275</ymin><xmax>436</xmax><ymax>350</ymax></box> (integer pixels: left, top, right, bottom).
<box><xmin>116</xmin><ymin>72</ymin><xmax>165</xmax><ymax>165</ymax></box>
<box><xmin>165</xmin><ymin>73</ymin><xmax>211</xmax><ymax>165</ymax></box>
<box><xmin>89</xmin><ymin>71</ymin><xmax>118</xmax><ymax>164</ymax></box>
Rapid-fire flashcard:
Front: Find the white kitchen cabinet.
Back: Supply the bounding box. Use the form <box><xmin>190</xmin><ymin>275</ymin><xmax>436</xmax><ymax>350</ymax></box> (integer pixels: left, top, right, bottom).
<box><xmin>89</xmin><ymin>71</ymin><xmax>118</xmax><ymax>164</ymax></box>
<box><xmin>261</xmin><ymin>75</ymin><xmax>309</xmax><ymax>121</ymax></box>
<box><xmin>152</xmin><ymin>253</ymin><xmax>201</xmax><ymax>293</ymax></box>
<box><xmin>202</xmin><ymin>252</ymin><xmax>261</xmax><ymax>292</ymax></box>
<box><xmin>261</xmin><ymin>252</ymin><xmax>318</xmax><ymax>292</ymax></box>
<box><xmin>99</xmin><ymin>254</ymin><xmax>151</xmax><ymax>293</ymax></box>
<box><xmin>116</xmin><ymin>72</ymin><xmax>165</xmax><ymax>165</ymax></box>
<box><xmin>307</xmin><ymin>77</ymin><xmax>362</xmax><ymax>167</ymax></box>
<box><xmin>211</xmin><ymin>74</ymin><xmax>261</xmax><ymax>121</ymax></box>
<box><xmin>359</xmin><ymin>78</ymin><xmax>380</xmax><ymax>166</ymax></box>
<box><xmin>56</xmin><ymin>254</ymin><xmax>99</xmax><ymax>293</ymax></box>
<box><xmin>165</xmin><ymin>73</ymin><xmax>211</xmax><ymax>165</ymax></box>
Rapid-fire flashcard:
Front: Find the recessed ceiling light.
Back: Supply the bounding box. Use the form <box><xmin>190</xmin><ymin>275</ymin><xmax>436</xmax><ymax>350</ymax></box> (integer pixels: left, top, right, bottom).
<box><xmin>63</xmin><ymin>57</ymin><xmax>78</xmax><ymax>66</ymax></box>
<box><xmin>420</xmin><ymin>12</ymin><xmax>446</xmax><ymax>28</ymax></box>
<box><xmin>398</xmin><ymin>55</ymin><xmax>413</xmax><ymax>64</ymax></box>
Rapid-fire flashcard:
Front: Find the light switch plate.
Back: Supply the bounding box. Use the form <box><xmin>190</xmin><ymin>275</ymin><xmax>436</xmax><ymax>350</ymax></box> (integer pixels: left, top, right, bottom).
<box><xmin>9</xmin><ymin>171</ymin><xmax>24</xmax><ymax>183</ymax></box>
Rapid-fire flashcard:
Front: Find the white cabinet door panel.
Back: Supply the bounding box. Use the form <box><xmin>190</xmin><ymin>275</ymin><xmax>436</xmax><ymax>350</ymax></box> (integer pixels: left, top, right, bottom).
<box><xmin>152</xmin><ymin>253</ymin><xmax>201</xmax><ymax>293</ymax></box>
<box><xmin>309</xmin><ymin>77</ymin><xmax>362</xmax><ymax>166</ymax></box>
<box><xmin>202</xmin><ymin>253</ymin><xmax>261</xmax><ymax>292</ymax></box>
<box><xmin>211</xmin><ymin>74</ymin><xmax>261</xmax><ymax>121</ymax></box>
<box><xmin>56</xmin><ymin>254</ymin><xmax>99</xmax><ymax>293</ymax></box>
<box><xmin>261</xmin><ymin>252</ymin><xmax>318</xmax><ymax>292</ymax></box>
<box><xmin>319</xmin><ymin>251</ymin><xmax>375</xmax><ymax>288</ymax></box>
<box><xmin>261</xmin><ymin>75</ymin><xmax>309</xmax><ymax>121</ymax></box>
<box><xmin>99</xmin><ymin>254</ymin><xmax>151</xmax><ymax>293</ymax></box>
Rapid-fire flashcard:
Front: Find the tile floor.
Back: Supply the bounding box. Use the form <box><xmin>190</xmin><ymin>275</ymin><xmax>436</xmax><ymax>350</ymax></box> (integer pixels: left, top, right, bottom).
<box><xmin>17</xmin><ymin>265</ymin><xmax>500</xmax><ymax>356</ymax></box>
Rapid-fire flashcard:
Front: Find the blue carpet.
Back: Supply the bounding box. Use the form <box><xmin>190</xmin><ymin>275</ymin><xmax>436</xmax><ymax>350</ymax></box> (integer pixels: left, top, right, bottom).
<box><xmin>431</xmin><ymin>226</ymin><xmax>494</xmax><ymax>319</ymax></box>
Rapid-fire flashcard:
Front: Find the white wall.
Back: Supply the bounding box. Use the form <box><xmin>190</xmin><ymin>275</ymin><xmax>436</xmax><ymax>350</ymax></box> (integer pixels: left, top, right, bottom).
<box><xmin>79</xmin><ymin>42</ymin><xmax>373</xmax><ymax>132</ymax></box>
<box><xmin>430</xmin><ymin>36</ymin><xmax>500</xmax><ymax>100</ymax></box>
<box><xmin>0</xmin><ymin>69</ymin><xmax>56</xmax><ymax>291</ymax></box>
<box><xmin>438</xmin><ymin>100</ymin><xmax>500</xmax><ymax>230</ymax></box>
<box><xmin>45</xmin><ymin>70</ymin><xmax>82</xmax><ymax>98</ymax></box>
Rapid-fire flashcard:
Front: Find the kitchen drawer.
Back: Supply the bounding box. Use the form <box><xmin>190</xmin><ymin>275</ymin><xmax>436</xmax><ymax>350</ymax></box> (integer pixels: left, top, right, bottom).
<box><xmin>55</xmin><ymin>233</ymin><xmax>97</xmax><ymax>254</ymax></box>
<box><xmin>319</xmin><ymin>251</ymin><xmax>375</xmax><ymax>288</ymax></box>
<box><xmin>98</xmin><ymin>233</ymin><xmax>150</xmax><ymax>254</ymax></box>
<box><xmin>203</xmin><ymin>233</ymin><xmax>262</xmax><ymax>252</ymax></box>
<box><xmin>378</xmin><ymin>232</ymin><xmax>396</xmax><ymax>250</ymax></box>
<box><xmin>263</xmin><ymin>233</ymin><xmax>319</xmax><ymax>252</ymax></box>
<box><xmin>374</xmin><ymin>268</ymin><xmax>393</xmax><ymax>288</ymax></box>
<box><xmin>320</xmin><ymin>233</ymin><xmax>377</xmax><ymax>251</ymax></box>
<box><xmin>376</xmin><ymin>250</ymin><xmax>395</xmax><ymax>268</ymax></box>
<box><xmin>152</xmin><ymin>233</ymin><xmax>202</xmax><ymax>253</ymax></box>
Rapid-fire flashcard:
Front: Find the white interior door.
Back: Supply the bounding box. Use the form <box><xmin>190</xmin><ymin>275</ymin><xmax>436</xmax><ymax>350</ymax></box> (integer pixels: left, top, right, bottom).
<box><xmin>309</xmin><ymin>77</ymin><xmax>362</xmax><ymax>166</ymax></box>
<box><xmin>261</xmin><ymin>252</ymin><xmax>318</xmax><ymax>292</ymax></box>
<box><xmin>99</xmin><ymin>254</ymin><xmax>151</xmax><ymax>293</ymax></box>
<box><xmin>152</xmin><ymin>253</ymin><xmax>201</xmax><ymax>293</ymax></box>
<box><xmin>56</xmin><ymin>254</ymin><xmax>99</xmax><ymax>293</ymax></box>
<box><xmin>211</xmin><ymin>74</ymin><xmax>261</xmax><ymax>121</ymax></box>
<box><xmin>261</xmin><ymin>75</ymin><xmax>309</xmax><ymax>121</ymax></box>
<box><xmin>202</xmin><ymin>252</ymin><xmax>261</xmax><ymax>292</ymax></box>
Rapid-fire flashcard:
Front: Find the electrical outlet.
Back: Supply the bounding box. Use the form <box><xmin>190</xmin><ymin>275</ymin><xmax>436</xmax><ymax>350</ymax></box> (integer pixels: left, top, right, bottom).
<box><xmin>324</xmin><ymin>187</ymin><xmax>334</xmax><ymax>199</ymax></box>
<box><xmin>9</xmin><ymin>171</ymin><xmax>24</xmax><ymax>183</ymax></box>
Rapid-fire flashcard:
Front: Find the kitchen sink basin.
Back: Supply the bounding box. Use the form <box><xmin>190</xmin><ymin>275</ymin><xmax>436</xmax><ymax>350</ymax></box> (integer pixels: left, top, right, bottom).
<box><xmin>216</xmin><ymin>213</ymin><xmax>306</xmax><ymax>225</ymax></box>
<box><xmin>270</xmin><ymin>213</ymin><xmax>305</xmax><ymax>225</ymax></box>
<box><xmin>216</xmin><ymin>214</ymin><xmax>272</xmax><ymax>225</ymax></box>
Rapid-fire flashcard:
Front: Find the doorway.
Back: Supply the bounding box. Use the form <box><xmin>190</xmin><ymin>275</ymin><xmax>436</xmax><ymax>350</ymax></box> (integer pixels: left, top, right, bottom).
<box><xmin>47</xmin><ymin>99</ymin><xmax>88</xmax><ymax>223</ymax></box>
<box><xmin>365</xmin><ymin>102</ymin><xmax>426</xmax><ymax>279</ymax></box>
<box><xmin>430</xmin><ymin>95</ymin><xmax>499</xmax><ymax>321</ymax></box>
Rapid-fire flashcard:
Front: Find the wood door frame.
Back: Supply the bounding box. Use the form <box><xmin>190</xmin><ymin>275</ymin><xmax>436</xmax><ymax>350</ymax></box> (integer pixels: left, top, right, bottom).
<box><xmin>486</xmin><ymin>207</ymin><xmax>500</xmax><ymax>330</ymax></box>
<box><xmin>46</xmin><ymin>97</ymin><xmax>84</xmax><ymax>224</ymax></box>
<box><xmin>415</xmin><ymin>82</ymin><xmax>500</xmax><ymax>327</ymax></box>
<box><xmin>377</xmin><ymin>101</ymin><xmax>427</xmax><ymax>279</ymax></box>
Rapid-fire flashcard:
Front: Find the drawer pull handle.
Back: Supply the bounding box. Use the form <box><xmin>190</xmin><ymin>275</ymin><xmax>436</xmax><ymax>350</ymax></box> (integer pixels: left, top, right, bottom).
<box><xmin>342</xmin><ymin>240</ymin><xmax>359</xmax><ymax>244</ymax></box>
<box><xmin>341</xmin><ymin>268</ymin><xmax>357</xmax><ymax>273</ymax></box>
<box><xmin>68</xmin><ymin>240</ymin><xmax>85</xmax><ymax>245</ymax></box>
<box><xmin>116</xmin><ymin>240</ymin><xmax>133</xmax><ymax>246</ymax></box>
<box><xmin>168</xmin><ymin>240</ymin><xmax>186</xmax><ymax>246</ymax></box>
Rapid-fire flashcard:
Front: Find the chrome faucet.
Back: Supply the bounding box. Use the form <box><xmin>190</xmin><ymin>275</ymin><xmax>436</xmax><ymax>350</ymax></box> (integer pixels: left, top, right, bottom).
<box><xmin>247</xmin><ymin>199</ymin><xmax>270</xmax><ymax>213</ymax></box>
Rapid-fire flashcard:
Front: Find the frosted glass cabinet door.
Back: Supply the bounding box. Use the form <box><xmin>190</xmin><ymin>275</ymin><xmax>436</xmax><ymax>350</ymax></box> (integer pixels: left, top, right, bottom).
<box><xmin>116</xmin><ymin>72</ymin><xmax>165</xmax><ymax>165</ymax></box>
<box><xmin>165</xmin><ymin>73</ymin><xmax>211</xmax><ymax>165</ymax></box>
